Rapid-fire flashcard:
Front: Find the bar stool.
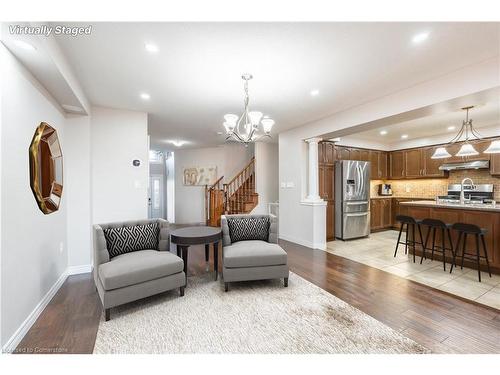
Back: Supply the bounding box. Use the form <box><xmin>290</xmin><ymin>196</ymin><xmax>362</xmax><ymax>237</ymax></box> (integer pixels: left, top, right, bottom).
<box><xmin>420</xmin><ymin>218</ymin><xmax>454</xmax><ymax>271</ymax></box>
<box><xmin>394</xmin><ymin>215</ymin><xmax>425</xmax><ymax>263</ymax></box>
<box><xmin>450</xmin><ymin>223</ymin><xmax>492</xmax><ymax>282</ymax></box>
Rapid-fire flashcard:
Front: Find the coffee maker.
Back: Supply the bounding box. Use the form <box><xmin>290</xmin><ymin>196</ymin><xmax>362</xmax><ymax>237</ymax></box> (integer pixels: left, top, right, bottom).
<box><xmin>378</xmin><ymin>183</ymin><xmax>392</xmax><ymax>196</ymax></box>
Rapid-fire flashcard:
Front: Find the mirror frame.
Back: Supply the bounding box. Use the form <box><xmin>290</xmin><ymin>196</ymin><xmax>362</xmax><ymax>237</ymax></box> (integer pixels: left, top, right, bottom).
<box><xmin>29</xmin><ymin>122</ymin><xmax>64</xmax><ymax>214</ymax></box>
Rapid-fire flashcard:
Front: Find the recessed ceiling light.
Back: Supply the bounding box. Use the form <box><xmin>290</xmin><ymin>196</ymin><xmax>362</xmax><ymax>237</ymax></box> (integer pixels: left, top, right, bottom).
<box><xmin>310</xmin><ymin>89</ymin><xmax>319</xmax><ymax>96</ymax></box>
<box><xmin>140</xmin><ymin>92</ymin><xmax>151</xmax><ymax>100</ymax></box>
<box><xmin>14</xmin><ymin>40</ymin><xmax>36</xmax><ymax>51</ymax></box>
<box><xmin>379</xmin><ymin>130</ymin><xmax>388</xmax><ymax>135</ymax></box>
<box><xmin>401</xmin><ymin>134</ymin><xmax>408</xmax><ymax>139</ymax></box>
<box><xmin>412</xmin><ymin>32</ymin><xmax>429</xmax><ymax>44</ymax></box>
<box><xmin>447</xmin><ymin>126</ymin><xmax>456</xmax><ymax>131</ymax></box>
<box><xmin>166</xmin><ymin>140</ymin><xmax>188</xmax><ymax>147</ymax></box>
<box><xmin>144</xmin><ymin>43</ymin><xmax>159</xmax><ymax>53</ymax></box>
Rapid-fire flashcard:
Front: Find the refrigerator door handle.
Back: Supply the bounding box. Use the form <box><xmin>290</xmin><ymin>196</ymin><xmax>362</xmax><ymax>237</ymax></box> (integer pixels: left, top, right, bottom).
<box><xmin>355</xmin><ymin>163</ymin><xmax>361</xmax><ymax>196</ymax></box>
<box><xmin>345</xmin><ymin>212</ymin><xmax>369</xmax><ymax>217</ymax></box>
<box><xmin>346</xmin><ymin>201</ymin><xmax>369</xmax><ymax>205</ymax></box>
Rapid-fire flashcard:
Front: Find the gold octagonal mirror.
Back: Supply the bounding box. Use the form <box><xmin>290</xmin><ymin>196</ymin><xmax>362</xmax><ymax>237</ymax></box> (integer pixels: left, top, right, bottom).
<box><xmin>29</xmin><ymin>122</ymin><xmax>63</xmax><ymax>214</ymax></box>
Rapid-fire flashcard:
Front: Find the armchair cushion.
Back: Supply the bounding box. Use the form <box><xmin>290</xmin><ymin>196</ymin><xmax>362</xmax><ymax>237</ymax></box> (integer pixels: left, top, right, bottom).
<box><xmin>103</xmin><ymin>222</ymin><xmax>159</xmax><ymax>258</ymax></box>
<box><xmin>98</xmin><ymin>250</ymin><xmax>183</xmax><ymax>290</ymax></box>
<box><xmin>223</xmin><ymin>240</ymin><xmax>287</xmax><ymax>268</ymax></box>
<box><xmin>227</xmin><ymin>216</ymin><xmax>270</xmax><ymax>243</ymax></box>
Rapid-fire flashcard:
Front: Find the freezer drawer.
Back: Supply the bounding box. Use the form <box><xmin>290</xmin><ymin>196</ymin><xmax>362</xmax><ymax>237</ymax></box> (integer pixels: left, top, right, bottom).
<box><xmin>342</xmin><ymin>211</ymin><xmax>370</xmax><ymax>239</ymax></box>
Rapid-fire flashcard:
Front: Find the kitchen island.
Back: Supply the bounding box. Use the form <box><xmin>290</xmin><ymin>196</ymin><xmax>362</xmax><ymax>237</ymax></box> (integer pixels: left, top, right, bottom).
<box><xmin>400</xmin><ymin>200</ymin><xmax>500</xmax><ymax>274</ymax></box>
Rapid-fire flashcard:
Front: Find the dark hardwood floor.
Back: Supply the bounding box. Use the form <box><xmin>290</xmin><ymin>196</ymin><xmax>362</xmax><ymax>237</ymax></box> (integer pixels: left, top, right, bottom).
<box><xmin>15</xmin><ymin>239</ymin><xmax>500</xmax><ymax>354</ymax></box>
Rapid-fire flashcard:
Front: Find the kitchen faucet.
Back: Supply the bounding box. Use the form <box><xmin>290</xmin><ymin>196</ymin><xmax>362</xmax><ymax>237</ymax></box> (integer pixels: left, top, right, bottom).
<box><xmin>460</xmin><ymin>178</ymin><xmax>474</xmax><ymax>204</ymax></box>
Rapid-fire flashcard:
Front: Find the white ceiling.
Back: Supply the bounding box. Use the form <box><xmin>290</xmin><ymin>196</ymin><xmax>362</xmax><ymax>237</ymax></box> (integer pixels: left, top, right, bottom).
<box><xmin>49</xmin><ymin>22</ymin><xmax>499</xmax><ymax>149</ymax></box>
<box><xmin>346</xmin><ymin>100</ymin><xmax>500</xmax><ymax>147</ymax></box>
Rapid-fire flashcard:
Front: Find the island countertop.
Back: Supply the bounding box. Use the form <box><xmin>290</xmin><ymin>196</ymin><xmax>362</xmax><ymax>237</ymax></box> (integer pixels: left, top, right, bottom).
<box><xmin>399</xmin><ymin>200</ymin><xmax>500</xmax><ymax>274</ymax></box>
<box><xmin>400</xmin><ymin>200</ymin><xmax>500</xmax><ymax>213</ymax></box>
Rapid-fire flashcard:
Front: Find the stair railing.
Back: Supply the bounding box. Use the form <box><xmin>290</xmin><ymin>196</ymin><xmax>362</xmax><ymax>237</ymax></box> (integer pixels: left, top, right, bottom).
<box><xmin>223</xmin><ymin>157</ymin><xmax>255</xmax><ymax>214</ymax></box>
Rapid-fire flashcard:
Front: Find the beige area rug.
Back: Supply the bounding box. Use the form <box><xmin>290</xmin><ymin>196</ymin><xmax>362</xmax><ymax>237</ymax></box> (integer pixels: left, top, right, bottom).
<box><xmin>93</xmin><ymin>273</ymin><xmax>428</xmax><ymax>354</ymax></box>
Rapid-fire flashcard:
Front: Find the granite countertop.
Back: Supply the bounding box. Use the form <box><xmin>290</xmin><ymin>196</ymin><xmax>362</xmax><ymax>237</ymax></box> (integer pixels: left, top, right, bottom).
<box><xmin>400</xmin><ymin>200</ymin><xmax>500</xmax><ymax>212</ymax></box>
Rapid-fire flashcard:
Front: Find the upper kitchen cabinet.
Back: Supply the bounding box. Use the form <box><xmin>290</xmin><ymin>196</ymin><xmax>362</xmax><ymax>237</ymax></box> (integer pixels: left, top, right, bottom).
<box><xmin>319</xmin><ymin>141</ymin><xmax>336</xmax><ymax>165</ymax></box>
<box><xmin>369</xmin><ymin>151</ymin><xmax>379</xmax><ymax>179</ymax></box>
<box><xmin>379</xmin><ymin>152</ymin><xmax>388</xmax><ymax>179</ymax></box>
<box><xmin>404</xmin><ymin>149</ymin><xmax>424</xmax><ymax>178</ymax></box>
<box><xmin>491</xmin><ymin>153</ymin><xmax>500</xmax><ymax>175</ymax></box>
<box><xmin>359</xmin><ymin>149</ymin><xmax>370</xmax><ymax>161</ymax></box>
<box><xmin>389</xmin><ymin>151</ymin><xmax>405</xmax><ymax>179</ymax></box>
<box><xmin>369</xmin><ymin>150</ymin><xmax>388</xmax><ymax>179</ymax></box>
<box><xmin>423</xmin><ymin>146</ymin><xmax>447</xmax><ymax>177</ymax></box>
<box><xmin>336</xmin><ymin>146</ymin><xmax>351</xmax><ymax>161</ymax></box>
<box><xmin>349</xmin><ymin>148</ymin><xmax>361</xmax><ymax>161</ymax></box>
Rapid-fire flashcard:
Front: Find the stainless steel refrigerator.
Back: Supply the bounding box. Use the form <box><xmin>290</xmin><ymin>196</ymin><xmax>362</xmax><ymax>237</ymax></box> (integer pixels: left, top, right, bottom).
<box><xmin>334</xmin><ymin>160</ymin><xmax>370</xmax><ymax>240</ymax></box>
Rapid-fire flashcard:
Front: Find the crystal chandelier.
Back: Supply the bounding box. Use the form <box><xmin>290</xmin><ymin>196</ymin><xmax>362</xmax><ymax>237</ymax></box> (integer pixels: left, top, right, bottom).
<box><xmin>431</xmin><ymin>106</ymin><xmax>500</xmax><ymax>159</ymax></box>
<box><xmin>223</xmin><ymin>74</ymin><xmax>274</xmax><ymax>145</ymax></box>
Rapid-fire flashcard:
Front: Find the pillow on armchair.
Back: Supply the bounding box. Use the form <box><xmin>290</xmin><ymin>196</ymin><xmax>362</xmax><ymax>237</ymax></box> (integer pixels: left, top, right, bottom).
<box><xmin>227</xmin><ymin>216</ymin><xmax>270</xmax><ymax>243</ymax></box>
<box><xmin>103</xmin><ymin>222</ymin><xmax>160</xmax><ymax>258</ymax></box>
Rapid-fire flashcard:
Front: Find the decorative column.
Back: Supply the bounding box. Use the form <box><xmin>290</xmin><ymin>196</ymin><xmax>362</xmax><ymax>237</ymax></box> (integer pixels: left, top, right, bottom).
<box><xmin>305</xmin><ymin>138</ymin><xmax>322</xmax><ymax>201</ymax></box>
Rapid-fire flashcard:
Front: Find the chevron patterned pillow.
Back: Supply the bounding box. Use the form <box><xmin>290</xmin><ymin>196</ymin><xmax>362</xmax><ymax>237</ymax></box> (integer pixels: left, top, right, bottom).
<box><xmin>103</xmin><ymin>222</ymin><xmax>160</xmax><ymax>258</ymax></box>
<box><xmin>227</xmin><ymin>217</ymin><xmax>270</xmax><ymax>243</ymax></box>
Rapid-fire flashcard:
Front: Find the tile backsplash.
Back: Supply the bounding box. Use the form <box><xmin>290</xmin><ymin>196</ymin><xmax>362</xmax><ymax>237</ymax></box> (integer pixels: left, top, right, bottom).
<box><xmin>370</xmin><ymin>169</ymin><xmax>500</xmax><ymax>201</ymax></box>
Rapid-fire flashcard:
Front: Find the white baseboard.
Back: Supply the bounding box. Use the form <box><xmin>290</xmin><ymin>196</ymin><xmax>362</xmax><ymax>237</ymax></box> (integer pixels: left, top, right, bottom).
<box><xmin>279</xmin><ymin>234</ymin><xmax>326</xmax><ymax>251</ymax></box>
<box><xmin>2</xmin><ymin>263</ymin><xmax>93</xmax><ymax>353</ymax></box>
<box><xmin>67</xmin><ymin>264</ymin><xmax>92</xmax><ymax>275</ymax></box>
<box><xmin>2</xmin><ymin>269</ymin><xmax>68</xmax><ymax>353</ymax></box>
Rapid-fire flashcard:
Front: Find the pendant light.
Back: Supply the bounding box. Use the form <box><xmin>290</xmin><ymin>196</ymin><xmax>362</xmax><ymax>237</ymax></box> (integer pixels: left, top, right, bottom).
<box><xmin>431</xmin><ymin>106</ymin><xmax>483</xmax><ymax>159</ymax></box>
<box><xmin>430</xmin><ymin>147</ymin><xmax>451</xmax><ymax>159</ymax></box>
<box><xmin>484</xmin><ymin>140</ymin><xmax>500</xmax><ymax>154</ymax></box>
<box><xmin>456</xmin><ymin>143</ymin><xmax>479</xmax><ymax>157</ymax></box>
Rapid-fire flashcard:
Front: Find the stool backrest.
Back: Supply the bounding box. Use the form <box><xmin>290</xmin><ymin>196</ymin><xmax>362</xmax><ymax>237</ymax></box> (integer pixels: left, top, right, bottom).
<box><xmin>451</xmin><ymin>222</ymin><xmax>482</xmax><ymax>234</ymax></box>
<box><xmin>395</xmin><ymin>215</ymin><xmax>418</xmax><ymax>224</ymax></box>
<box><xmin>421</xmin><ymin>218</ymin><xmax>447</xmax><ymax>228</ymax></box>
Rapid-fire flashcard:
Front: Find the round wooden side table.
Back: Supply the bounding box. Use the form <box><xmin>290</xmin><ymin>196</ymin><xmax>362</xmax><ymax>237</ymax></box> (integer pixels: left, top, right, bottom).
<box><xmin>170</xmin><ymin>226</ymin><xmax>222</xmax><ymax>282</ymax></box>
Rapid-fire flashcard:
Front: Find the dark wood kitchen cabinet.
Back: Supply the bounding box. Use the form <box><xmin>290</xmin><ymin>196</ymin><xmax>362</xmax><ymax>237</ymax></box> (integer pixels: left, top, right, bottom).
<box><xmin>370</xmin><ymin>199</ymin><xmax>383</xmax><ymax>230</ymax></box>
<box><xmin>319</xmin><ymin>141</ymin><xmax>336</xmax><ymax>241</ymax></box>
<box><xmin>370</xmin><ymin>198</ymin><xmax>392</xmax><ymax>231</ymax></box>
<box><xmin>319</xmin><ymin>142</ymin><xmax>336</xmax><ymax>165</ymax></box>
<box><xmin>404</xmin><ymin>149</ymin><xmax>424</xmax><ymax>178</ymax></box>
<box><xmin>422</xmin><ymin>146</ymin><xmax>447</xmax><ymax>177</ymax></box>
<box><xmin>336</xmin><ymin>146</ymin><xmax>351</xmax><ymax>161</ymax></box>
<box><xmin>381</xmin><ymin>198</ymin><xmax>392</xmax><ymax>228</ymax></box>
<box><xmin>491</xmin><ymin>153</ymin><xmax>500</xmax><ymax>175</ymax></box>
<box><xmin>389</xmin><ymin>151</ymin><xmax>405</xmax><ymax>179</ymax></box>
<box><xmin>369</xmin><ymin>150</ymin><xmax>388</xmax><ymax>179</ymax></box>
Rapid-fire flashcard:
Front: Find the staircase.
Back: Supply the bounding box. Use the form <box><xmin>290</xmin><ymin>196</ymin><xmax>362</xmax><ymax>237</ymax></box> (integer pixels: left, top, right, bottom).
<box><xmin>205</xmin><ymin>157</ymin><xmax>258</xmax><ymax>227</ymax></box>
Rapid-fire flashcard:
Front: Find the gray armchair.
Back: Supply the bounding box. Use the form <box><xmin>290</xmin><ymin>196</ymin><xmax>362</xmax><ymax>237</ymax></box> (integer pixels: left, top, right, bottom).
<box><xmin>221</xmin><ymin>214</ymin><xmax>289</xmax><ymax>292</ymax></box>
<box><xmin>93</xmin><ymin>218</ymin><xmax>185</xmax><ymax>321</ymax></box>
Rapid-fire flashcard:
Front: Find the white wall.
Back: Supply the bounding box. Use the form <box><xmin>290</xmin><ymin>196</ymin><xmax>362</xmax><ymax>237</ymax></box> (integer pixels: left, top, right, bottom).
<box><xmin>174</xmin><ymin>144</ymin><xmax>254</xmax><ymax>224</ymax></box>
<box><xmin>279</xmin><ymin>58</ymin><xmax>500</xmax><ymax>250</ymax></box>
<box><xmin>91</xmin><ymin>107</ymin><xmax>149</xmax><ymax>224</ymax></box>
<box><xmin>65</xmin><ymin>114</ymin><xmax>92</xmax><ymax>268</ymax></box>
<box><xmin>253</xmin><ymin>142</ymin><xmax>279</xmax><ymax>214</ymax></box>
<box><xmin>1</xmin><ymin>44</ymin><xmax>68</xmax><ymax>348</ymax></box>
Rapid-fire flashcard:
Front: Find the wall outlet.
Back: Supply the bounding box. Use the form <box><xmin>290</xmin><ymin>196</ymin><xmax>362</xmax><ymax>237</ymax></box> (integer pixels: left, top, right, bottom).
<box><xmin>405</xmin><ymin>185</ymin><xmax>411</xmax><ymax>193</ymax></box>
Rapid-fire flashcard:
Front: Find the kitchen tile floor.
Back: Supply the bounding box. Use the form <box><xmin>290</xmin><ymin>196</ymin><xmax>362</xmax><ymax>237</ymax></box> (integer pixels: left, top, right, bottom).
<box><xmin>327</xmin><ymin>230</ymin><xmax>500</xmax><ymax>310</ymax></box>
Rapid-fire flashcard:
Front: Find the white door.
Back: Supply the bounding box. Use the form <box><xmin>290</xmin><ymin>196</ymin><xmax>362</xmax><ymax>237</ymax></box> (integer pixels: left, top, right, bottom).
<box><xmin>149</xmin><ymin>175</ymin><xmax>164</xmax><ymax>219</ymax></box>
